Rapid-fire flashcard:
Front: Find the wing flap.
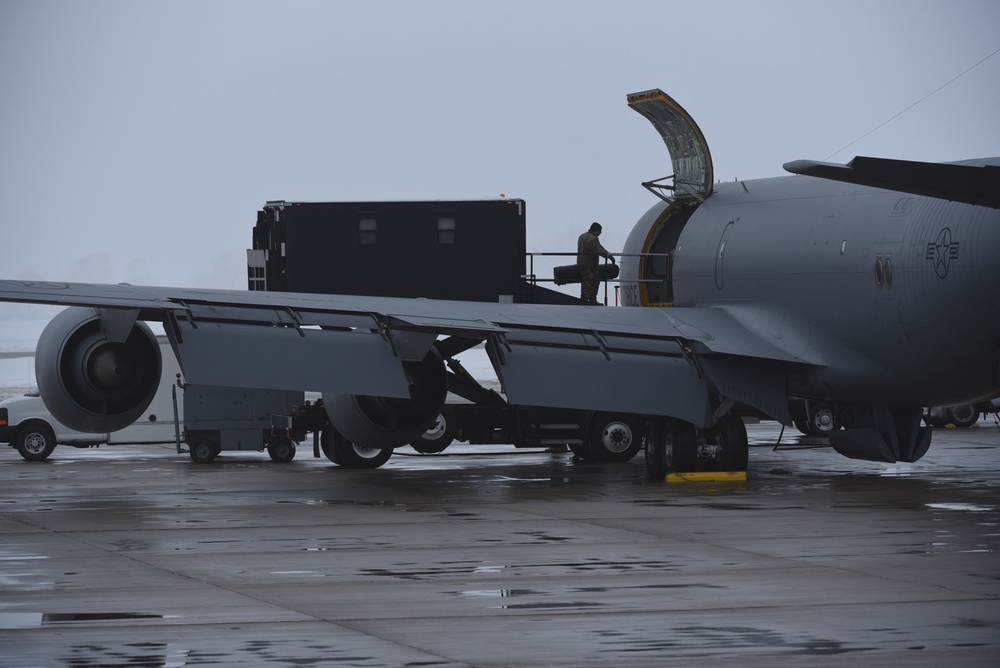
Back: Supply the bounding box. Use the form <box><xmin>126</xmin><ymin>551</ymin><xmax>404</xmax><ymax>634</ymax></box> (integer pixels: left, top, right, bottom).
<box><xmin>699</xmin><ymin>356</ymin><xmax>789</xmax><ymax>425</ymax></box>
<box><xmin>171</xmin><ymin>320</ymin><xmax>411</xmax><ymax>396</ymax></box>
<box><xmin>489</xmin><ymin>328</ymin><xmax>712</xmax><ymax>424</ymax></box>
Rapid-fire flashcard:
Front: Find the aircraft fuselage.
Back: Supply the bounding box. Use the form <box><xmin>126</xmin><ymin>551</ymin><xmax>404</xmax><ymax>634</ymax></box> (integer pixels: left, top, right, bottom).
<box><xmin>621</xmin><ymin>172</ymin><xmax>1000</xmax><ymax>408</ymax></box>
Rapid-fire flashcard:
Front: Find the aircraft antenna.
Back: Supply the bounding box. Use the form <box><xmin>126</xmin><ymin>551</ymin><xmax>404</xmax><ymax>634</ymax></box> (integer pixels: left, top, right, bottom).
<box><xmin>824</xmin><ymin>46</ymin><xmax>1000</xmax><ymax>161</ymax></box>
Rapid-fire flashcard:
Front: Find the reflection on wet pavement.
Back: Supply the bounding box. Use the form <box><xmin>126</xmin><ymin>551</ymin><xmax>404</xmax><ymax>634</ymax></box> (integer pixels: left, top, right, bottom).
<box><xmin>0</xmin><ymin>421</ymin><xmax>998</xmax><ymax>666</ymax></box>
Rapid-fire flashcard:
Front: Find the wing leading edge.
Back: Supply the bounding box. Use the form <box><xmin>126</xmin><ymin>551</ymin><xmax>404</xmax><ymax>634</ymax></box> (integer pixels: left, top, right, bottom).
<box><xmin>0</xmin><ymin>280</ymin><xmax>818</xmax><ymax>426</ymax></box>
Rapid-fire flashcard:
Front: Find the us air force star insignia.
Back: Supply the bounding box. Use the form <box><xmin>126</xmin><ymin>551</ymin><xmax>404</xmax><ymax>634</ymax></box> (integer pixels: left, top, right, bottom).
<box><xmin>926</xmin><ymin>227</ymin><xmax>959</xmax><ymax>279</ymax></box>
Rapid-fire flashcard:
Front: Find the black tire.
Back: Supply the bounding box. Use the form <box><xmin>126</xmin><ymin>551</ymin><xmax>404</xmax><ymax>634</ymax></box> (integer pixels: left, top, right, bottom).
<box><xmin>410</xmin><ymin>410</ymin><xmax>454</xmax><ymax>454</ymax></box>
<box><xmin>328</xmin><ymin>429</ymin><xmax>392</xmax><ymax>469</ymax></box>
<box><xmin>586</xmin><ymin>412</ymin><xmax>643</xmax><ymax>463</ymax></box>
<box><xmin>671</xmin><ymin>420</ymin><xmax>698</xmax><ymax>473</ymax></box>
<box><xmin>319</xmin><ymin>429</ymin><xmax>338</xmax><ymax>463</ymax></box>
<box><xmin>923</xmin><ymin>407</ymin><xmax>947</xmax><ymax>427</ymax></box>
<box><xmin>15</xmin><ymin>423</ymin><xmax>56</xmax><ymax>461</ymax></box>
<box><xmin>266</xmin><ymin>436</ymin><xmax>296</xmax><ymax>463</ymax></box>
<box><xmin>697</xmin><ymin>415</ymin><xmax>748</xmax><ymax>471</ymax></box>
<box><xmin>644</xmin><ymin>418</ymin><xmax>697</xmax><ymax>478</ymax></box>
<box><xmin>645</xmin><ymin>419</ymin><xmax>667</xmax><ymax>479</ymax></box>
<box><xmin>189</xmin><ymin>437</ymin><xmax>220</xmax><ymax>464</ymax></box>
<box><xmin>805</xmin><ymin>402</ymin><xmax>839</xmax><ymax>436</ymax></box>
<box><xmin>947</xmin><ymin>404</ymin><xmax>979</xmax><ymax>428</ymax></box>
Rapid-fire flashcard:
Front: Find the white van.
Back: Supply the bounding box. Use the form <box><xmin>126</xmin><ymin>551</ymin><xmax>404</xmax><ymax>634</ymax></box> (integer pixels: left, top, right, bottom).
<box><xmin>0</xmin><ymin>337</ymin><xmax>183</xmax><ymax>460</ymax></box>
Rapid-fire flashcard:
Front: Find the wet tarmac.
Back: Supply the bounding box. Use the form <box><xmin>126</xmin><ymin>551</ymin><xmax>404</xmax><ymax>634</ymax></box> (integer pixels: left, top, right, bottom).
<box><xmin>0</xmin><ymin>421</ymin><xmax>998</xmax><ymax>667</ymax></box>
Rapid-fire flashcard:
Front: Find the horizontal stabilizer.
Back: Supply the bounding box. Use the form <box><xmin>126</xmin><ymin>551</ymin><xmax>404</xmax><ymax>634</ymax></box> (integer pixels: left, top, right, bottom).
<box><xmin>783</xmin><ymin>156</ymin><xmax>1000</xmax><ymax>209</ymax></box>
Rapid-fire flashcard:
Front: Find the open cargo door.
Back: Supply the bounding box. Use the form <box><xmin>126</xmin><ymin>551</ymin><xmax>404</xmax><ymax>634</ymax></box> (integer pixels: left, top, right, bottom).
<box><xmin>628</xmin><ymin>89</ymin><xmax>714</xmax><ymax>202</ymax></box>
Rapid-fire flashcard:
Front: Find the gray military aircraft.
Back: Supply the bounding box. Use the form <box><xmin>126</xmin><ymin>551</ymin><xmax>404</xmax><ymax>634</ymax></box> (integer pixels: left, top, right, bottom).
<box><xmin>0</xmin><ymin>89</ymin><xmax>997</xmax><ymax>476</ymax></box>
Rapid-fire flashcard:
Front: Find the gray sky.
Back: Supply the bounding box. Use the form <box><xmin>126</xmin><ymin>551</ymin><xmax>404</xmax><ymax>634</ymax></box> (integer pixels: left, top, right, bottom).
<box><xmin>1</xmin><ymin>0</ymin><xmax>998</xmax><ymax>294</ymax></box>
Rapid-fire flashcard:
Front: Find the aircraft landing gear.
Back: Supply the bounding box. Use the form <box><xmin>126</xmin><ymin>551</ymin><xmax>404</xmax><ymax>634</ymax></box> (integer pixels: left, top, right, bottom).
<box><xmin>696</xmin><ymin>415</ymin><xmax>748</xmax><ymax>471</ymax></box>
<box><xmin>320</xmin><ymin>429</ymin><xmax>393</xmax><ymax>469</ymax></box>
<box><xmin>644</xmin><ymin>415</ymin><xmax>748</xmax><ymax>479</ymax></box>
<box><xmin>644</xmin><ymin>418</ymin><xmax>696</xmax><ymax>478</ymax></box>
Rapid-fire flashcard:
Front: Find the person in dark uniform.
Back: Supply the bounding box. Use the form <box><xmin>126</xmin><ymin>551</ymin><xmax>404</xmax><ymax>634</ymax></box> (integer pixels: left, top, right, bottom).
<box><xmin>577</xmin><ymin>222</ymin><xmax>615</xmax><ymax>304</ymax></box>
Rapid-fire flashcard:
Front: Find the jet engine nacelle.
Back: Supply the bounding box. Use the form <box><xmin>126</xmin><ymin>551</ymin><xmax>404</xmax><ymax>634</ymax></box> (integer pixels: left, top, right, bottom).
<box><xmin>322</xmin><ymin>348</ymin><xmax>448</xmax><ymax>449</ymax></box>
<box><xmin>35</xmin><ymin>307</ymin><xmax>163</xmax><ymax>433</ymax></box>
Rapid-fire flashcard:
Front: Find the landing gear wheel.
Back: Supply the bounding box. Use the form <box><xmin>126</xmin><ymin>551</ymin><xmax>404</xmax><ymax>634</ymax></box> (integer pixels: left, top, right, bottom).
<box><xmin>189</xmin><ymin>437</ymin><xmax>220</xmax><ymax>463</ymax></box>
<box><xmin>644</xmin><ymin>418</ymin><xmax>697</xmax><ymax>478</ymax></box>
<box><xmin>645</xmin><ymin>420</ymin><xmax>667</xmax><ymax>479</ymax></box>
<box><xmin>410</xmin><ymin>409</ymin><xmax>454</xmax><ymax>454</ymax></box>
<box><xmin>266</xmin><ymin>436</ymin><xmax>296</xmax><ymax>463</ymax></box>
<box><xmin>322</xmin><ymin>429</ymin><xmax>392</xmax><ymax>469</ymax></box>
<box><xmin>923</xmin><ymin>408</ymin><xmax>947</xmax><ymax>428</ymax></box>
<box><xmin>947</xmin><ymin>404</ymin><xmax>979</xmax><ymax>428</ymax></box>
<box><xmin>319</xmin><ymin>430</ymin><xmax>337</xmax><ymax>463</ymax></box>
<box><xmin>587</xmin><ymin>412</ymin><xmax>643</xmax><ymax>463</ymax></box>
<box><xmin>16</xmin><ymin>424</ymin><xmax>56</xmax><ymax>461</ymax></box>
<box><xmin>697</xmin><ymin>415</ymin><xmax>748</xmax><ymax>471</ymax></box>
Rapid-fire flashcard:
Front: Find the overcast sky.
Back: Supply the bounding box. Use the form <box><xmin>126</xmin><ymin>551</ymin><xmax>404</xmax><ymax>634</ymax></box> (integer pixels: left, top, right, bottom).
<box><xmin>1</xmin><ymin>0</ymin><xmax>998</xmax><ymax>299</ymax></box>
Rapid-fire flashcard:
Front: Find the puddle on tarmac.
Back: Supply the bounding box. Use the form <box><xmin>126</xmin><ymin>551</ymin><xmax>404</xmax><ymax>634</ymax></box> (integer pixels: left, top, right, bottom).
<box><xmin>926</xmin><ymin>503</ymin><xmax>996</xmax><ymax>513</ymax></box>
<box><xmin>591</xmin><ymin>623</ymin><xmax>867</xmax><ymax>657</ymax></box>
<box><xmin>46</xmin><ymin>638</ymin><xmax>392</xmax><ymax>668</ymax></box>
<box><xmin>453</xmin><ymin>580</ymin><xmax>729</xmax><ymax>611</ymax></box>
<box><xmin>362</xmin><ymin>558</ymin><xmax>684</xmax><ymax>580</ymax></box>
<box><xmin>0</xmin><ymin>612</ymin><xmax>176</xmax><ymax>628</ymax></box>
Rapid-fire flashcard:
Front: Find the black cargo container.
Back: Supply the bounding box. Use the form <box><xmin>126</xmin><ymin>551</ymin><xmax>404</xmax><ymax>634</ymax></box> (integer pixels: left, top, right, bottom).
<box><xmin>249</xmin><ymin>199</ymin><xmax>579</xmax><ymax>304</ymax></box>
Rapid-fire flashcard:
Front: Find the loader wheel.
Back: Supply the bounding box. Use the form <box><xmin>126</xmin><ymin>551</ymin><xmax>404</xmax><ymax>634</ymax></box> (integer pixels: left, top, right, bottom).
<box><xmin>189</xmin><ymin>437</ymin><xmax>220</xmax><ymax>463</ymax></box>
<box><xmin>410</xmin><ymin>410</ymin><xmax>454</xmax><ymax>454</ymax></box>
<box><xmin>586</xmin><ymin>412</ymin><xmax>643</xmax><ymax>463</ymax></box>
<box><xmin>806</xmin><ymin>402</ymin><xmax>839</xmax><ymax>436</ymax></box>
<box><xmin>267</xmin><ymin>436</ymin><xmax>296</xmax><ymax>463</ymax></box>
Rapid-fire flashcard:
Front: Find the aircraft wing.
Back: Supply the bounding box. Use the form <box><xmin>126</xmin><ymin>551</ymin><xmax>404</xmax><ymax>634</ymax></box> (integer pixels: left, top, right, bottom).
<box><xmin>783</xmin><ymin>156</ymin><xmax>1000</xmax><ymax>209</ymax></box>
<box><xmin>0</xmin><ymin>280</ymin><xmax>817</xmax><ymax>426</ymax></box>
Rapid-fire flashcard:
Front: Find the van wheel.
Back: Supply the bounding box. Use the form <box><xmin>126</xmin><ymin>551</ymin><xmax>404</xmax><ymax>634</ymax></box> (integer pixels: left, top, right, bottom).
<box><xmin>16</xmin><ymin>424</ymin><xmax>56</xmax><ymax>461</ymax></box>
